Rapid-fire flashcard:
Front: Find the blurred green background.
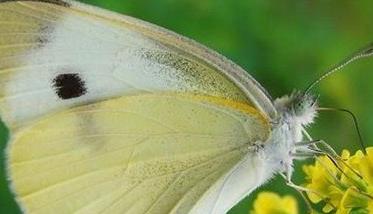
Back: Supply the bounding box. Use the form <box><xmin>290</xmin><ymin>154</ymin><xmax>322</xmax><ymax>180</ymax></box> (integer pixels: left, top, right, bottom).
<box><xmin>1</xmin><ymin>0</ymin><xmax>373</xmax><ymax>213</ymax></box>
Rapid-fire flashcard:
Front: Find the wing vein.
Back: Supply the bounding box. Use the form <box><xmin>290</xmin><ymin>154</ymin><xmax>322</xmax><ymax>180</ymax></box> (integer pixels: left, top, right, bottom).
<box><xmin>143</xmin><ymin>172</ymin><xmax>184</xmax><ymax>214</ymax></box>
<box><xmin>26</xmin><ymin>146</ymin><xmax>242</xmax><ymax>212</ymax></box>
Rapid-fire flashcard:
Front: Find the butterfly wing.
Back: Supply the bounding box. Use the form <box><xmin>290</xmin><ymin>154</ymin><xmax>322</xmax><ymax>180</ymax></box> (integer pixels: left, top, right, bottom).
<box><xmin>0</xmin><ymin>0</ymin><xmax>276</xmax><ymax>128</ymax></box>
<box><xmin>7</xmin><ymin>94</ymin><xmax>270</xmax><ymax>213</ymax></box>
<box><xmin>0</xmin><ymin>1</ymin><xmax>275</xmax><ymax>213</ymax></box>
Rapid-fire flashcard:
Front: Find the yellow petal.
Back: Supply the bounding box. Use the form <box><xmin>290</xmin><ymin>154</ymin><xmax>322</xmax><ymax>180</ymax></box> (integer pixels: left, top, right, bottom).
<box><xmin>251</xmin><ymin>192</ymin><xmax>298</xmax><ymax>214</ymax></box>
<box><xmin>359</xmin><ymin>148</ymin><xmax>373</xmax><ymax>186</ymax></box>
<box><xmin>340</xmin><ymin>187</ymin><xmax>369</xmax><ymax>209</ymax></box>
<box><xmin>322</xmin><ymin>203</ymin><xmax>334</xmax><ymax>213</ymax></box>
<box><xmin>368</xmin><ymin>200</ymin><xmax>373</xmax><ymax>213</ymax></box>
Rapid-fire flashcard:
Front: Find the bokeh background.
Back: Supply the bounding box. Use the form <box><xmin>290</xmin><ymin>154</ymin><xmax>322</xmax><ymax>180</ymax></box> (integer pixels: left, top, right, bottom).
<box><xmin>1</xmin><ymin>0</ymin><xmax>373</xmax><ymax>213</ymax></box>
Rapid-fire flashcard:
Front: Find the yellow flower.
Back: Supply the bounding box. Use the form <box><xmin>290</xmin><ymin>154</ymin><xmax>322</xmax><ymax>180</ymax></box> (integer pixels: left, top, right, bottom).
<box><xmin>302</xmin><ymin>155</ymin><xmax>343</xmax><ymax>211</ymax></box>
<box><xmin>303</xmin><ymin>147</ymin><xmax>373</xmax><ymax>213</ymax></box>
<box><xmin>251</xmin><ymin>192</ymin><xmax>298</xmax><ymax>214</ymax></box>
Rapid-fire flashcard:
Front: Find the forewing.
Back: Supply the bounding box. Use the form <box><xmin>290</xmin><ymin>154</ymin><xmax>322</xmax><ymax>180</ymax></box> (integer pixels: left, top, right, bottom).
<box><xmin>0</xmin><ymin>0</ymin><xmax>276</xmax><ymax>128</ymax></box>
<box><xmin>7</xmin><ymin>94</ymin><xmax>270</xmax><ymax>213</ymax></box>
<box><xmin>1</xmin><ymin>1</ymin><xmax>274</xmax><ymax>213</ymax></box>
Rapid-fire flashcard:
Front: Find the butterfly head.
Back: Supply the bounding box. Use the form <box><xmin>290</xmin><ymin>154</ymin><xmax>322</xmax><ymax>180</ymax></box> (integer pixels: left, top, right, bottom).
<box><xmin>274</xmin><ymin>91</ymin><xmax>318</xmax><ymax>126</ymax></box>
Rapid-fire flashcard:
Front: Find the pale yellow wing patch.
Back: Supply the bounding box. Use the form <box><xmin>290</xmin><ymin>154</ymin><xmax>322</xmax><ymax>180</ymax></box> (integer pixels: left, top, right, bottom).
<box><xmin>7</xmin><ymin>93</ymin><xmax>269</xmax><ymax>214</ymax></box>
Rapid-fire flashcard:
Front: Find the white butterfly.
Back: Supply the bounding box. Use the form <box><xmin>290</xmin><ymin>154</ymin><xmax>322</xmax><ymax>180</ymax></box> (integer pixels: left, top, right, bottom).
<box><xmin>1</xmin><ymin>0</ymin><xmax>372</xmax><ymax>213</ymax></box>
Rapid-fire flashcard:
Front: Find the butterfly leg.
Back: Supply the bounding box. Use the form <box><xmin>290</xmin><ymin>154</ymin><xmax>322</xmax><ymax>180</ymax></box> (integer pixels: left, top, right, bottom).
<box><xmin>285</xmin><ymin>139</ymin><xmax>363</xmax><ymax>213</ymax></box>
<box><xmin>292</xmin><ymin>139</ymin><xmax>359</xmax><ymax>180</ymax></box>
<box><xmin>280</xmin><ymin>173</ymin><xmax>336</xmax><ymax>213</ymax></box>
<box><xmin>284</xmin><ymin>139</ymin><xmax>334</xmax><ymax>213</ymax></box>
<box><xmin>296</xmin><ymin>139</ymin><xmax>363</xmax><ymax>179</ymax></box>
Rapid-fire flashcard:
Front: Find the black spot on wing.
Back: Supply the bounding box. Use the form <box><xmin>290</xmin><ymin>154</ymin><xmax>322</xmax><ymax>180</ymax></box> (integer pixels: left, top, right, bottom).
<box><xmin>1</xmin><ymin>0</ymin><xmax>70</xmax><ymax>7</ymax></box>
<box><xmin>52</xmin><ymin>73</ymin><xmax>87</xmax><ymax>100</ymax></box>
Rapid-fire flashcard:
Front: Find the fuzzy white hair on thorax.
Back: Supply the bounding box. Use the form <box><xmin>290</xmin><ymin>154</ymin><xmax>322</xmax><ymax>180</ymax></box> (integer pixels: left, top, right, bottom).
<box><xmin>257</xmin><ymin>91</ymin><xmax>320</xmax><ymax>184</ymax></box>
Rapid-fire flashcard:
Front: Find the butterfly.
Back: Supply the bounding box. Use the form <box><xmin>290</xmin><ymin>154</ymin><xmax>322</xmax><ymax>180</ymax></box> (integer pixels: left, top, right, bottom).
<box><xmin>1</xmin><ymin>0</ymin><xmax>372</xmax><ymax>213</ymax></box>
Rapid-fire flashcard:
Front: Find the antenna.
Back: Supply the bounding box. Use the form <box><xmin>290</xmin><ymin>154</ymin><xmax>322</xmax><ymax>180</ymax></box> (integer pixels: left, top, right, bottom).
<box><xmin>302</xmin><ymin>43</ymin><xmax>373</xmax><ymax>154</ymax></box>
<box><xmin>304</xmin><ymin>42</ymin><xmax>373</xmax><ymax>95</ymax></box>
